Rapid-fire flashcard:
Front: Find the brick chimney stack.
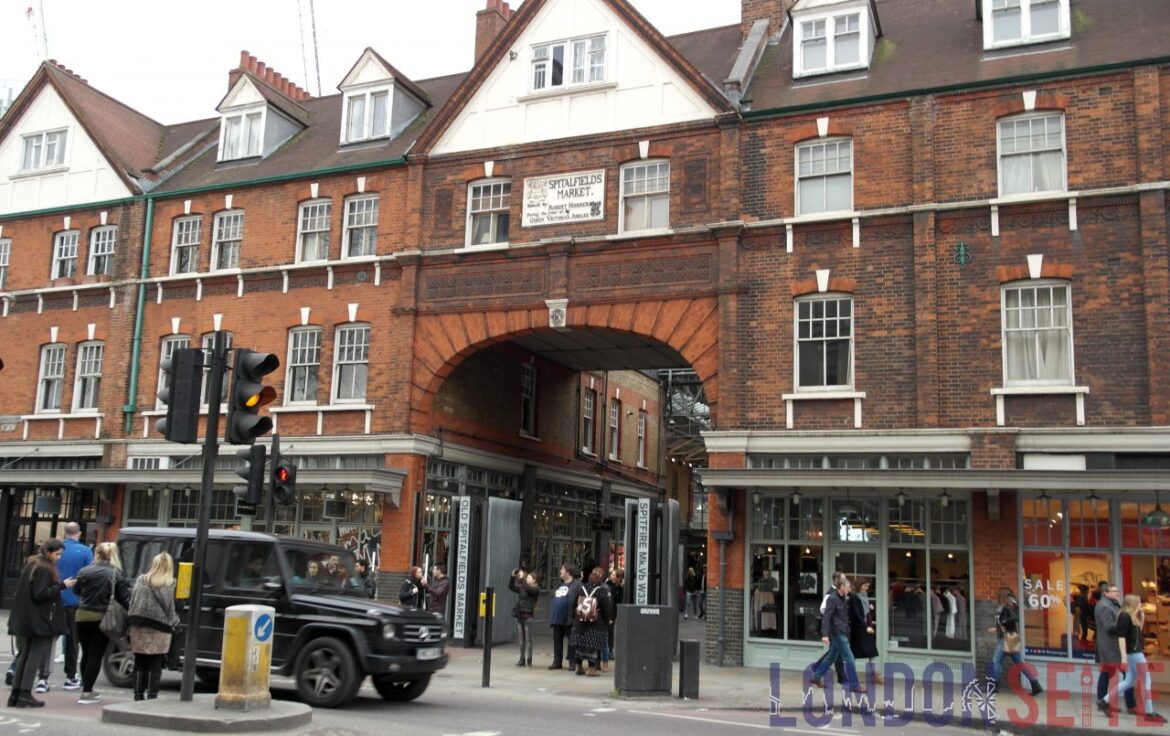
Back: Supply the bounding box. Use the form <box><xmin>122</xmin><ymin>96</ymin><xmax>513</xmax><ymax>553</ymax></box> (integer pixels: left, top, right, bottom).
<box><xmin>228</xmin><ymin>50</ymin><xmax>313</xmax><ymax>101</ymax></box>
<box><xmin>741</xmin><ymin>0</ymin><xmax>795</xmax><ymax>42</ymax></box>
<box><xmin>475</xmin><ymin>0</ymin><xmax>514</xmax><ymax>63</ymax></box>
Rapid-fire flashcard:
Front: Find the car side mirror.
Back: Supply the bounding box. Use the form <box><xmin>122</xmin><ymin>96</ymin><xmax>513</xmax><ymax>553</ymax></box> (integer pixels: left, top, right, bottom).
<box><xmin>263</xmin><ymin>578</ymin><xmax>284</xmax><ymax>592</ymax></box>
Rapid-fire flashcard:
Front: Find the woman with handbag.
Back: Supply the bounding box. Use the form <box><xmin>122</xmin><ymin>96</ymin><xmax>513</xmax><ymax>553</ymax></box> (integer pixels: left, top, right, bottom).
<box><xmin>127</xmin><ymin>552</ymin><xmax>180</xmax><ymax>701</ymax></box>
<box><xmin>73</xmin><ymin>542</ymin><xmax>132</xmax><ymax>704</ymax></box>
<box><xmin>7</xmin><ymin>539</ymin><xmax>76</xmax><ymax>708</ymax></box>
<box><xmin>988</xmin><ymin>587</ymin><xmax>1042</xmax><ymax>695</ymax></box>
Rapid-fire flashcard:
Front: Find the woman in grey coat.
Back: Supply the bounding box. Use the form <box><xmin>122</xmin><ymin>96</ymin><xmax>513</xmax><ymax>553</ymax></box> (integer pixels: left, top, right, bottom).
<box><xmin>127</xmin><ymin>552</ymin><xmax>180</xmax><ymax>701</ymax></box>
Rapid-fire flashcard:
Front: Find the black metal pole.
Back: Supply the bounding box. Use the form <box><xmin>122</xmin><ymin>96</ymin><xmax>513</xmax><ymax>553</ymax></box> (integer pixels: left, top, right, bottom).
<box><xmin>179</xmin><ymin>330</ymin><xmax>227</xmax><ymax>702</ymax></box>
<box><xmin>481</xmin><ymin>587</ymin><xmax>494</xmax><ymax>687</ymax></box>
<box><xmin>265</xmin><ymin>434</ymin><xmax>278</xmax><ymax>534</ymax></box>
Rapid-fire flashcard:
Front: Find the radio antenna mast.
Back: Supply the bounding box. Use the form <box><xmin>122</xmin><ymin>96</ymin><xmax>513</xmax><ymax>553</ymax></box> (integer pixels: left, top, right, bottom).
<box><xmin>25</xmin><ymin>3</ymin><xmax>49</xmax><ymax>63</ymax></box>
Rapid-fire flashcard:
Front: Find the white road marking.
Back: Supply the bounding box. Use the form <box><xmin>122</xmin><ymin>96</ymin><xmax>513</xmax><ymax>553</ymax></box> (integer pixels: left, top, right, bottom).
<box><xmin>628</xmin><ymin>710</ymin><xmax>775</xmax><ymax>730</ymax></box>
<box><xmin>628</xmin><ymin>709</ymin><xmax>859</xmax><ymax>735</ymax></box>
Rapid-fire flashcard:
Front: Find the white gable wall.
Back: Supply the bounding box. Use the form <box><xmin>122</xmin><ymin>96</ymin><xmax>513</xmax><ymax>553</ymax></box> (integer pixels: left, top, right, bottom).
<box><xmin>432</xmin><ymin>0</ymin><xmax>719</xmax><ymax>156</ymax></box>
<box><xmin>0</xmin><ymin>86</ymin><xmax>132</xmax><ymax>216</ymax></box>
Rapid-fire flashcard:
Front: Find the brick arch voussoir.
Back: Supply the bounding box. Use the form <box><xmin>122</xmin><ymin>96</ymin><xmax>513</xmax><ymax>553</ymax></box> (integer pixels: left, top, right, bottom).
<box><xmin>411</xmin><ymin>299</ymin><xmax>722</xmax><ymax>430</ymax></box>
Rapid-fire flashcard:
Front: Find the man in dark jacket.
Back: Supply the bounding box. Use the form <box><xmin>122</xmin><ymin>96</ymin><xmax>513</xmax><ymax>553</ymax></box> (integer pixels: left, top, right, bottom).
<box><xmin>809</xmin><ymin>576</ymin><xmax>864</xmax><ymax>693</ymax></box>
<box><xmin>1094</xmin><ymin>583</ymin><xmax>1136</xmax><ymax>713</ymax></box>
<box><xmin>426</xmin><ymin>565</ymin><xmax>451</xmax><ymax>618</ymax></box>
<box><xmin>55</xmin><ymin>522</ymin><xmax>92</xmax><ymax>691</ymax></box>
<box><xmin>547</xmin><ymin>563</ymin><xmax>581</xmax><ymax>670</ymax></box>
<box><xmin>398</xmin><ymin>566</ymin><xmax>427</xmax><ymax>609</ymax></box>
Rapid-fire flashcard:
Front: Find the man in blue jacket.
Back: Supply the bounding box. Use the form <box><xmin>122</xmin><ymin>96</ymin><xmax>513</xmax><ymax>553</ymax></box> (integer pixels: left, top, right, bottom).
<box><xmin>54</xmin><ymin>522</ymin><xmax>92</xmax><ymax>692</ymax></box>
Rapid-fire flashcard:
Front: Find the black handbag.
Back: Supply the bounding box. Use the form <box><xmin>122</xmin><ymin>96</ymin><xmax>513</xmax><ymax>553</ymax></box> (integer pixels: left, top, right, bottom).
<box><xmin>100</xmin><ymin>574</ymin><xmax>127</xmax><ymax>637</ymax></box>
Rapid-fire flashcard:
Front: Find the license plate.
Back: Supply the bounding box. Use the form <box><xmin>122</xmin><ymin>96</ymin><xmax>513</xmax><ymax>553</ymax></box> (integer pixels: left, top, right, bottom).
<box><xmin>417</xmin><ymin>647</ymin><xmax>442</xmax><ymax>660</ymax></box>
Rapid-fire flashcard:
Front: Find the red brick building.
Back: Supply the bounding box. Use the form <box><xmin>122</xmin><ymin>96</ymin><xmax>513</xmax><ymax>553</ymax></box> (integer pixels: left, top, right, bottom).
<box><xmin>1</xmin><ymin>0</ymin><xmax>1169</xmax><ymax>684</ymax></box>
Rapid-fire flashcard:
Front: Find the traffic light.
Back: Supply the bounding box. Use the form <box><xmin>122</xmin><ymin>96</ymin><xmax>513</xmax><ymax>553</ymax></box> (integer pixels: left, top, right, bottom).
<box><xmin>271</xmin><ymin>433</ymin><xmax>297</xmax><ymax>505</ymax></box>
<box><xmin>225</xmin><ymin>348</ymin><xmax>279</xmax><ymax>445</ymax></box>
<box><xmin>233</xmin><ymin>444</ymin><xmax>266</xmax><ymax>510</ymax></box>
<box><xmin>156</xmin><ymin>348</ymin><xmax>204</xmax><ymax>444</ymax></box>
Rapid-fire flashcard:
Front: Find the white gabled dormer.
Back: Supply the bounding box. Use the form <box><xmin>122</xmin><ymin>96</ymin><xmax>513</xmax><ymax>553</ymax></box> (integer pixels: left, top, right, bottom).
<box><xmin>338</xmin><ymin>48</ymin><xmax>428</xmax><ymax>146</ymax></box>
<box><xmin>216</xmin><ymin>73</ymin><xmax>305</xmax><ymax>163</ymax></box>
<box><xmin>431</xmin><ymin>0</ymin><xmax>725</xmax><ymax>156</ymax></box>
<box><xmin>791</xmin><ymin>0</ymin><xmax>878</xmax><ymax>80</ymax></box>
<box><xmin>982</xmin><ymin>0</ymin><xmax>1070</xmax><ymax>51</ymax></box>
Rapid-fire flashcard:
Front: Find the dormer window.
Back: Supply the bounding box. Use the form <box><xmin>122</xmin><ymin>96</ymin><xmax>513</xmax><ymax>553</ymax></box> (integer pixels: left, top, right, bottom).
<box><xmin>792</xmin><ymin>1</ymin><xmax>873</xmax><ymax>79</ymax></box>
<box><xmin>21</xmin><ymin>129</ymin><xmax>67</xmax><ymax>172</ymax></box>
<box><xmin>220</xmin><ymin>110</ymin><xmax>263</xmax><ymax>160</ymax></box>
<box><xmin>337</xmin><ymin>48</ymin><xmax>428</xmax><ymax>146</ymax></box>
<box><xmin>344</xmin><ymin>88</ymin><xmax>390</xmax><ymax>143</ymax></box>
<box><xmin>984</xmin><ymin>0</ymin><xmax>1069</xmax><ymax>49</ymax></box>
<box><xmin>531</xmin><ymin>34</ymin><xmax>606</xmax><ymax>92</ymax></box>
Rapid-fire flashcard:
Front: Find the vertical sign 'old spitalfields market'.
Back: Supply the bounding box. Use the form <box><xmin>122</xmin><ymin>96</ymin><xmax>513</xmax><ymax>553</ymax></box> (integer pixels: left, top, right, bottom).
<box><xmin>522</xmin><ymin>169</ymin><xmax>606</xmax><ymax>227</ymax></box>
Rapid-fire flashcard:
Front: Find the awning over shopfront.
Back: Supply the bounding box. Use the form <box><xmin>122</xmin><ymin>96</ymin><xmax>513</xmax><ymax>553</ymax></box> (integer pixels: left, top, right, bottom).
<box><xmin>698</xmin><ymin>468</ymin><xmax>1170</xmax><ymax>492</ymax></box>
<box><xmin>0</xmin><ymin>466</ymin><xmax>408</xmax><ymax>507</ymax></box>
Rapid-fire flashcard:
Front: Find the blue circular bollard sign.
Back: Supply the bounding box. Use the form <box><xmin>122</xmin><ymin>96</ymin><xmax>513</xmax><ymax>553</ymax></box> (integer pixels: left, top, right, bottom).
<box><xmin>254</xmin><ymin>613</ymin><xmax>273</xmax><ymax>643</ymax></box>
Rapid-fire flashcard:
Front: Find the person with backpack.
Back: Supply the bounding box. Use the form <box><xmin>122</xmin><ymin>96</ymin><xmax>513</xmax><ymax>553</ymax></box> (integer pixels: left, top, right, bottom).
<box><xmin>509</xmin><ymin>569</ymin><xmax>540</xmax><ymax>667</ymax></box>
<box><xmin>570</xmin><ymin>567</ymin><xmax>614</xmax><ymax>677</ymax></box>
<box><xmin>547</xmin><ymin>563</ymin><xmax>582</xmax><ymax>670</ymax></box>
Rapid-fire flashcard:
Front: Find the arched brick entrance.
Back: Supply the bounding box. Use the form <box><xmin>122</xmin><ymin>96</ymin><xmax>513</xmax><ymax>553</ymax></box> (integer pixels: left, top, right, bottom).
<box><xmin>408</xmin><ymin>296</ymin><xmax>721</xmax><ymax>434</ymax></box>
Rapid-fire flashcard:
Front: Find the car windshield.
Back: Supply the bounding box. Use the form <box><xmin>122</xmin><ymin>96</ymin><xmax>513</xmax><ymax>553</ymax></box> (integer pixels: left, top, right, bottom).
<box><xmin>283</xmin><ymin>546</ymin><xmax>364</xmax><ymax>596</ymax></box>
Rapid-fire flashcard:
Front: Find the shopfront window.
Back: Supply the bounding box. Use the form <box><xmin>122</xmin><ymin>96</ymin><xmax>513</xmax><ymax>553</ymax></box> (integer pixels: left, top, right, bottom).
<box><xmin>1120</xmin><ymin>502</ymin><xmax>1170</xmax><ymax>550</ymax></box>
<box><xmin>750</xmin><ymin>544</ymin><xmax>783</xmax><ymax>638</ymax></box>
<box><xmin>888</xmin><ymin>548</ymin><xmax>928</xmax><ymax>649</ymax></box>
<box><xmin>1020</xmin><ymin>493</ymin><xmax>1118</xmax><ymax>661</ymax></box>
<box><xmin>833</xmin><ymin>499</ymin><xmax>880</xmax><ymax>542</ymax></box>
<box><xmin>931</xmin><ymin>550</ymin><xmax>971</xmax><ymax>651</ymax></box>
<box><xmin>749</xmin><ymin>497</ymin><xmax>826</xmax><ymax>641</ymax></box>
<box><xmin>749</xmin><ymin>493</ymin><xmax>971</xmax><ymax>654</ymax></box>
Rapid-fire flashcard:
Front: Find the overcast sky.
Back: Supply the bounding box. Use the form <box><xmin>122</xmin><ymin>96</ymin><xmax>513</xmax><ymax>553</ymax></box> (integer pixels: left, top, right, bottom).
<box><xmin>0</xmin><ymin>0</ymin><xmax>741</xmax><ymax>125</ymax></box>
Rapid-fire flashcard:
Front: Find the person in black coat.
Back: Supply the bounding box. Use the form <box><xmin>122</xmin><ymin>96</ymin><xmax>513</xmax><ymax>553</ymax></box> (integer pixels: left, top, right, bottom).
<box><xmin>848</xmin><ymin>579</ymin><xmax>879</xmax><ymax>683</ymax></box>
<box><xmin>73</xmin><ymin>542</ymin><xmax>132</xmax><ymax>703</ymax></box>
<box><xmin>354</xmin><ymin>559</ymin><xmax>377</xmax><ymax>599</ymax></box>
<box><xmin>570</xmin><ymin>567</ymin><xmax>615</xmax><ymax>677</ymax></box>
<box><xmin>509</xmin><ymin>569</ymin><xmax>540</xmax><ymax>667</ymax></box>
<box><xmin>7</xmin><ymin>539</ymin><xmax>76</xmax><ymax>708</ymax></box>
<box><xmin>399</xmin><ymin>566</ymin><xmax>428</xmax><ymax>608</ymax></box>
<box><xmin>603</xmin><ymin>568</ymin><xmax>624</xmax><ymax>670</ymax></box>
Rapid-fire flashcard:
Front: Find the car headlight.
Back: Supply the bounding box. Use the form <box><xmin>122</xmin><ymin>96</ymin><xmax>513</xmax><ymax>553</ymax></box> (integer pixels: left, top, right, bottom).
<box><xmin>382</xmin><ymin>623</ymin><xmax>397</xmax><ymax>640</ymax></box>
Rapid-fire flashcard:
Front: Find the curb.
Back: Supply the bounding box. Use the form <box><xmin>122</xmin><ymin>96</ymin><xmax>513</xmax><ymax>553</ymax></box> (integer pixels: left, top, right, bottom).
<box><xmin>101</xmin><ymin>695</ymin><xmax>312</xmax><ymax>733</ymax></box>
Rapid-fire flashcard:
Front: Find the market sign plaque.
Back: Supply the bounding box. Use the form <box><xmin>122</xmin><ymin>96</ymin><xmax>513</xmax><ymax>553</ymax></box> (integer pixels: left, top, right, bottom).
<box><xmin>522</xmin><ymin>169</ymin><xmax>605</xmax><ymax>228</ymax></box>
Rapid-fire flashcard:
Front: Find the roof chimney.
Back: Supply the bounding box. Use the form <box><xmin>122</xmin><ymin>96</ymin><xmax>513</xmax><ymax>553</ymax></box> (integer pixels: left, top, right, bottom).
<box><xmin>226</xmin><ymin>50</ymin><xmax>312</xmax><ymax>99</ymax></box>
<box><xmin>475</xmin><ymin>0</ymin><xmax>513</xmax><ymax>63</ymax></box>
<box><xmin>741</xmin><ymin>0</ymin><xmax>794</xmax><ymax>42</ymax></box>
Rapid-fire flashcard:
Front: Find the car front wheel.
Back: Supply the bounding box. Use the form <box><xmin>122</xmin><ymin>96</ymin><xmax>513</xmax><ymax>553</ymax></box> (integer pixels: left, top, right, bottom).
<box><xmin>103</xmin><ymin>637</ymin><xmax>135</xmax><ymax>689</ymax></box>
<box><xmin>293</xmin><ymin>637</ymin><xmax>361</xmax><ymax>708</ymax></box>
<box><xmin>372</xmin><ymin>673</ymin><xmax>431</xmax><ymax>702</ymax></box>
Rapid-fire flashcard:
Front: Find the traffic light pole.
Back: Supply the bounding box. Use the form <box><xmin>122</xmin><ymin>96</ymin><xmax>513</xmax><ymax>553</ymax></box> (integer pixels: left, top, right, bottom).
<box><xmin>180</xmin><ymin>330</ymin><xmax>227</xmax><ymax>703</ymax></box>
<box><xmin>265</xmin><ymin>433</ymin><xmax>279</xmax><ymax>534</ymax></box>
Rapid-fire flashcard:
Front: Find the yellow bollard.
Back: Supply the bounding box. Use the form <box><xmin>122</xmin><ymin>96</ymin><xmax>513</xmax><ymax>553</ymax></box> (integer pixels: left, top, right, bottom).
<box><xmin>214</xmin><ymin>604</ymin><xmax>274</xmax><ymax>711</ymax></box>
<box><xmin>175</xmin><ymin>562</ymin><xmax>192</xmax><ymax>600</ymax></box>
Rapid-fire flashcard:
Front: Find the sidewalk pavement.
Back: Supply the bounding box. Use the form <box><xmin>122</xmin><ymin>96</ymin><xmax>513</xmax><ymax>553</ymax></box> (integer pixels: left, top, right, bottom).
<box><xmin>441</xmin><ymin>616</ymin><xmax>1170</xmax><ymax>736</ymax></box>
<box><xmin>4</xmin><ymin>609</ymin><xmax>1170</xmax><ymax>734</ymax></box>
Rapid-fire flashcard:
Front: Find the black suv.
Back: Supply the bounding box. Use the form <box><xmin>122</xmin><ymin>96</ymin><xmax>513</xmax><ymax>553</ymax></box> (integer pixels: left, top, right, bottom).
<box><xmin>102</xmin><ymin>527</ymin><xmax>447</xmax><ymax>708</ymax></box>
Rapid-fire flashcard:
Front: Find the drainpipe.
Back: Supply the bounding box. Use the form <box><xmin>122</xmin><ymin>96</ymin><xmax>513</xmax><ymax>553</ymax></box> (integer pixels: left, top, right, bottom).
<box><xmin>122</xmin><ymin>196</ymin><xmax>154</xmax><ymax>434</ymax></box>
<box><xmin>713</xmin><ymin>489</ymin><xmax>734</xmax><ymax>667</ymax></box>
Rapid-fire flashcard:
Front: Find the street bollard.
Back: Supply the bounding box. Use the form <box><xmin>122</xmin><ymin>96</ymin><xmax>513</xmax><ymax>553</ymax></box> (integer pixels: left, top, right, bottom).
<box><xmin>215</xmin><ymin>604</ymin><xmax>275</xmax><ymax>711</ymax></box>
<box><xmin>679</xmin><ymin>639</ymin><xmax>700</xmax><ymax>699</ymax></box>
<box><xmin>481</xmin><ymin>587</ymin><xmax>495</xmax><ymax>687</ymax></box>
